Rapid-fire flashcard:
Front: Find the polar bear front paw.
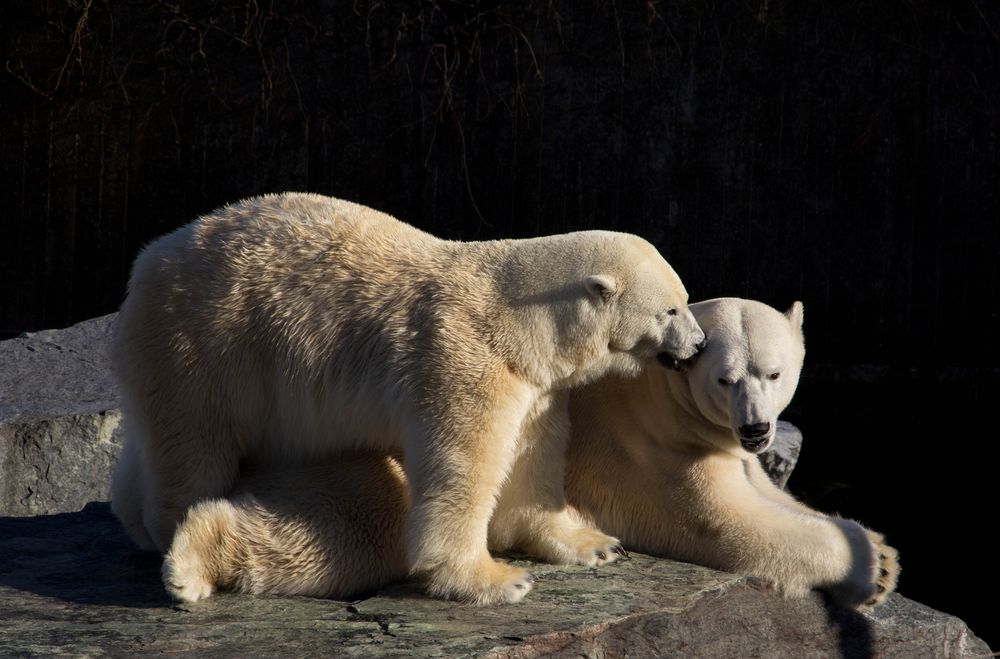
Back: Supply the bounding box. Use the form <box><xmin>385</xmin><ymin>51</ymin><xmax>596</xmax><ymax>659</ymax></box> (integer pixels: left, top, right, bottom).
<box><xmin>494</xmin><ymin>565</ymin><xmax>536</xmax><ymax>604</ymax></box>
<box><xmin>524</xmin><ymin>512</ymin><xmax>625</xmax><ymax>567</ymax></box>
<box><xmin>554</xmin><ymin>526</ymin><xmax>626</xmax><ymax>567</ymax></box>
<box><xmin>423</xmin><ymin>557</ymin><xmax>534</xmax><ymax>605</ymax></box>
<box><xmin>827</xmin><ymin>519</ymin><xmax>900</xmax><ymax>609</ymax></box>
<box><xmin>863</xmin><ymin>530</ymin><xmax>900</xmax><ymax>607</ymax></box>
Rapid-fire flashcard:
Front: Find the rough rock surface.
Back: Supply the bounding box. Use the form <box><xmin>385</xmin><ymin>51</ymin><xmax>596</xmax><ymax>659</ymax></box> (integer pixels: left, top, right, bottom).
<box><xmin>0</xmin><ymin>315</ymin><xmax>992</xmax><ymax>656</ymax></box>
<box><xmin>0</xmin><ymin>314</ymin><xmax>122</xmax><ymax>516</ymax></box>
<box><xmin>0</xmin><ymin>502</ymin><xmax>989</xmax><ymax>657</ymax></box>
<box><xmin>0</xmin><ymin>313</ymin><xmax>798</xmax><ymax>514</ymax></box>
<box><xmin>762</xmin><ymin>421</ymin><xmax>803</xmax><ymax>490</ymax></box>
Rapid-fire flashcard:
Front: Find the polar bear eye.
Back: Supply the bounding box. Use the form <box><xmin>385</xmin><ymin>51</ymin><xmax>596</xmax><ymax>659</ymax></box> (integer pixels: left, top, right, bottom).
<box><xmin>718</xmin><ymin>378</ymin><xmax>730</xmax><ymax>386</ymax></box>
<box><xmin>768</xmin><ymin>372</ymin><xmax>781</xmax><ymax>381</ymax></box>
<box><xmin>667</xmin><ymin>308</ymin><xmax>678</xmax><ymax>316</ymax></box>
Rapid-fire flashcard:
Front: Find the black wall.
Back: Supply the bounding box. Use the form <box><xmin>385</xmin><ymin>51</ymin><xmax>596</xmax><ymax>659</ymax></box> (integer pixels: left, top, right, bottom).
<box><xmin>2</xmin><ymin>1</ymin><xmax>997</xmax><ymax>647</ymax></box>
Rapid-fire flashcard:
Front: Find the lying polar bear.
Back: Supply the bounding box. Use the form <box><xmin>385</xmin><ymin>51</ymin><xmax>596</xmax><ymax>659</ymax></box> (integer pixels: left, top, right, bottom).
<box><xmin>162</xmin><ymin>298</ymin><xmax>898</xmax><ymax>608</ymax></box>
<box><xmin>567</xmin><ymin>297</ymin><xmax>899</xmax><ymax>608</ymax></box>
<box><xmin>110</xmin><ymin>192</ymin><xmax>705</xmax><ymax>605</ymax></box>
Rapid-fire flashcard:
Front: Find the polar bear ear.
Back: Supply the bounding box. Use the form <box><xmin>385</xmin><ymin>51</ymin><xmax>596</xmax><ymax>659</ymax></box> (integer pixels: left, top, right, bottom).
<box><xmin>584</xmin><ymin>274</ymin><xmax>618</xmax><ymax>303</ymax></box>
<box><xmin>785</xmin><ymin>301</ymin><xmax>804</xmax><ymax>330</ymax></box>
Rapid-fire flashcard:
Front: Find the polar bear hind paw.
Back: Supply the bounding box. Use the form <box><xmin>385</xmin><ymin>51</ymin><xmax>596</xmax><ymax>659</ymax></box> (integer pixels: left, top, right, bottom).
<box><xmin>162</xmin><ymin>538</ymin><xmax>216</xmax><ymax>603</ymax></box>
<box><xmin>160</xmin><ymin>500</ymin><xmax>238</xmax><ymax>602</ymax></box>
<box><xmin>162</xmin><ymin>559</ymin><xmax>215</xmax><ymax>602</ymax></box>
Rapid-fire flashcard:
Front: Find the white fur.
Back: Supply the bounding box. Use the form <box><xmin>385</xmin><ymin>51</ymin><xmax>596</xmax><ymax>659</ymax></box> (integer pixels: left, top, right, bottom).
<box><xmin>161</xmin><ymin>297</ymin><xmax>898</xmax><ymax>608</ymax></box>
<box><xmin>111</xmin><ymin>192</ymin><xmax>704</xmax><ymax>605</ymax></box>
<box><xmin>567</xmin><ymin>298</ymin><xmax>899</xmax><ymax>607</ymax></box>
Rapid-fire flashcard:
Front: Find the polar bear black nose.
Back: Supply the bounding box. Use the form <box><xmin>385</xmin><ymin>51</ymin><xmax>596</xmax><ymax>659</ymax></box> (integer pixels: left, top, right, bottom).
<box><xmin>695</xmin><ymin>337</ymin><xmax>707</xmax><ymax>352</ymax></box>
<box><xmin>739</xmin><ymin>422</ymin><xmax>771</xmax><ymax>438</ymax></box>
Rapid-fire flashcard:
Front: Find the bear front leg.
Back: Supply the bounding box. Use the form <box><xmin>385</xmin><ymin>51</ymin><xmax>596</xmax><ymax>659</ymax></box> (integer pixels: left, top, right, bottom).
<box><xmin>490</xmin><ymin>392</ymin><xmax>624</xmax><ymax>567</ymax></box>
<box><xmin>683</xmin><ymin>458</ymin><xmax>899</xmax><ymax>609</ymax></box>
<box><xmin>403</xmin><ymin>384</ymin><xmax>537</xmax><ymax>605</ymax></box>
<box><xmin>743</xmin><ymin>458</ymin><xmax>900</xmax><ymax>607</ymax></box>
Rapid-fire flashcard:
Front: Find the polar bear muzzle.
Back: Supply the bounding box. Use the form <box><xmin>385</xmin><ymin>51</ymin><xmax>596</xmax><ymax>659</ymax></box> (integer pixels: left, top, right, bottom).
<box><xmin>737</xmin><ymin>422</ymin><xmax>773</xmax><ymax>453</ymax></box>
<box><xmin>656</xmin><ymin>335</ymin><xmax>707</xmax><ymax>371</ymax></box>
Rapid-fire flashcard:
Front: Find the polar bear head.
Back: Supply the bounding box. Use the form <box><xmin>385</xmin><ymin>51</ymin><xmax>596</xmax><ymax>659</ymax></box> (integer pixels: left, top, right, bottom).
<box><xmin>680</xmin><ymin>298</ymin><xmax>805</xmax><ymax>454</ymax></box>
<box><xmin>577</xmin><ymin>235</ymin><xmax>706</xmax><ymax>379</ymax></box>
<box><xmin>503</xmin><ymin>231</ymin><xmax>705</xmax><ymax>386</ymax></box>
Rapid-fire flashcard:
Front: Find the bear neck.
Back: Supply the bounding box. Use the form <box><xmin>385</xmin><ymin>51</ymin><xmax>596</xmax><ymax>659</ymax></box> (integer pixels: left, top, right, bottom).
<box><xmin>474</xmin><ymin>234</ymin><xmax>616</xmax><ymax>389</ymax></box>
<box><xmin>661</xmin><ymin>370</ymin><xmax>746</xmax><ymax>459</ymax></box>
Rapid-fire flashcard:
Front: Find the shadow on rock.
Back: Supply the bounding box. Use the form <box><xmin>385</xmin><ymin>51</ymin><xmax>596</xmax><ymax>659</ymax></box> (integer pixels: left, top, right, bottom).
<box><xmin>0</xmin><ymin>502</ymin><xmax>172</xmax><ymax>608</ymax></box>
<box><xmin>821</xmin><ymin>594</ymin><xmax>875</xmax><ymax>659</ymax></box>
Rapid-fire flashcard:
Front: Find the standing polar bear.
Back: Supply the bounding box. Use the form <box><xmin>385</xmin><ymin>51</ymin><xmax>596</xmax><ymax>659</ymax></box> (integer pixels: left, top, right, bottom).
<box><xmin>110</xmin><ymin>192</ymin><xmax>705</xmax><ymax>605</ymax></box>
<box><xmin>162</xmin><ymin>298</ymin><xmax>898</xmax><ymax>609</ymax></box>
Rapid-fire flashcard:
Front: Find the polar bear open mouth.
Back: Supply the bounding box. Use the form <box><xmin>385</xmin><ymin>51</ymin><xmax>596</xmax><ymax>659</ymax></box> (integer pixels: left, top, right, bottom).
<box><xmin>656</xmin><ymin>351</ymin><xmax>702</xmax><ymax>371</ymax></box>
<box><xmin>738</xmin><ymin>434</ymin><xmax>773</xmax><ymax>453</ymax></box>
<box><xmin>655</xmin><ymin>352</ymin><xmax>684</xmax><ymax>370</ymax></box>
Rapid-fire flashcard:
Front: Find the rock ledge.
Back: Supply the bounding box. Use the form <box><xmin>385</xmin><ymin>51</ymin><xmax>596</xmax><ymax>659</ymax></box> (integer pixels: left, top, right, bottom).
<box><xmin>0</xmin><ymin>503</ymin><xmax>990</xmax><ymax>657</ymax></box>
<box><xmin>0</xmin><ymin>315</ymin><xmax>991</xmax><ymax>656</ymax></box>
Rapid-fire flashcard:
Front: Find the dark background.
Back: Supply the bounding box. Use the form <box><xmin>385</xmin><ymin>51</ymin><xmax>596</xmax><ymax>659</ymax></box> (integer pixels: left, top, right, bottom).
<box><xmin>1</xmin><ymin>0</ymin><xmax>996</xmax><ymax>647</ymax></box>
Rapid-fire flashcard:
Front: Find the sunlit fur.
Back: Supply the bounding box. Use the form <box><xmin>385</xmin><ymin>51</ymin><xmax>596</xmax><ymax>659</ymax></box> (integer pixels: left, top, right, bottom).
<box><xmin>163</xmin><ymin>298</ymin><xmax>897</xmax><ymax>608</ymax></box>
<box><xmin>567</xmin><ymin>298</ymin><xmax>899</xmax><ymax>608</ymax></box>
<box><xmin>111</xmin><ymin>192</ymin><xmax>705</xmax><ymax>605</ymax></box>
<box><xmin>163</xmin><ymin>455</ymin><xmax>409</xmax><ymax>602</ymax></box>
